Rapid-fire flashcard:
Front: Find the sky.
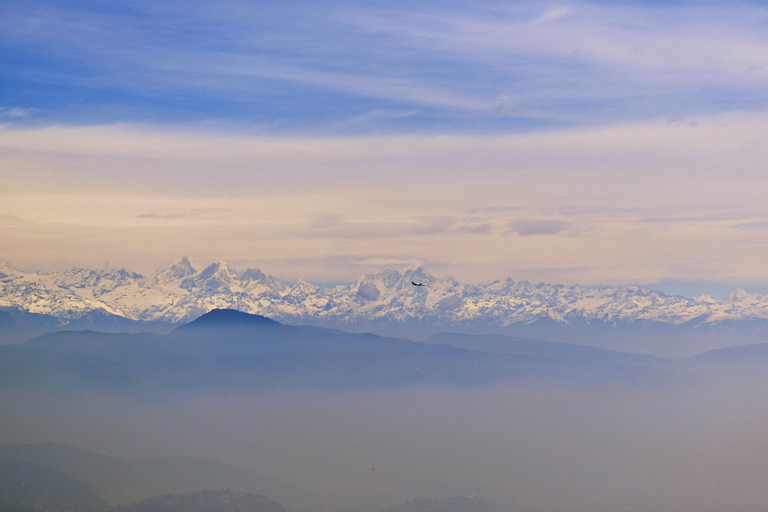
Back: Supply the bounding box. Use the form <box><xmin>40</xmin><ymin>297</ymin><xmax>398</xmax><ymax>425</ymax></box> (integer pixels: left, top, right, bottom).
<box><xmin>3</xmin><ymin>0</ymin><xmax>768</xmax><ymax>294</ymax></box>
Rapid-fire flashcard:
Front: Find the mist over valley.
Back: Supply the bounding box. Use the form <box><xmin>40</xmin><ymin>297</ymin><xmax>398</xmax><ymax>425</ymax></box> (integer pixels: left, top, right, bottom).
<box><xmin>3</xmin><ymin>307</ymin><xmax>768</xmax><ymax>512</ymax></box>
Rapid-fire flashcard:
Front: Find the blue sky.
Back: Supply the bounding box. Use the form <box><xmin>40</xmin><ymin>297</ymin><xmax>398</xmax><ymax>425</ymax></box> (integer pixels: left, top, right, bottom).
<box><xmin>5</xmin><ymin>0</ymin><xmax>768</xmax><ymax>132</ymax></box>
<box><xmin>3</xmin><ymin>0</ymin><xmax>768</xmax><ymax>294</ymax></box>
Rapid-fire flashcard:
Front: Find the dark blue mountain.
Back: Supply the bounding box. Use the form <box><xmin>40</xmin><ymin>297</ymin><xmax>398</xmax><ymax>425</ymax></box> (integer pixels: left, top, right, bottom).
<box><xmin>64</xmin><ymin>309</ymin><xmax>174</xmax><ymax>335</ymax></box>
<box><xmin>175</xmin><ymin>308</ymin><xmax>279</xmax><ymax>329</ymax></box>
<box><xmin>0</xmin><ymin>309</ymin><xmax>687</xmax><ymax>393</ymax></box>
<box><xmin>0</xmin><ymin>306</ymin><xmax>64</xmax><ymax>344</ymax></box>
<box><xmin>427</xmin><ymin>332</ymin><xmax>665</xmax><ymax>367</ymax></box>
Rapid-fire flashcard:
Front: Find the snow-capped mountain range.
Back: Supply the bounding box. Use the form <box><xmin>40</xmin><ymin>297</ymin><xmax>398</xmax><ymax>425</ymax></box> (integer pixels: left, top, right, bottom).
<box><xmin>0</xmin><ymin>256</ymin><xmax>766</xmax><ymax>326</ymax></box>
<box><xmin>4</xmin><ymin>257</ymin><xmax>768</xmax><ymax>354</ymax></box>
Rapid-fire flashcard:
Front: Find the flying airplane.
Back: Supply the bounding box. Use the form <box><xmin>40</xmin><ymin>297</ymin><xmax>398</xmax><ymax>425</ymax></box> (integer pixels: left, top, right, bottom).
<box><xmin>412</xmin><ymin>281</ymin><xmax>425</xmax><ymax>287</ymax></box>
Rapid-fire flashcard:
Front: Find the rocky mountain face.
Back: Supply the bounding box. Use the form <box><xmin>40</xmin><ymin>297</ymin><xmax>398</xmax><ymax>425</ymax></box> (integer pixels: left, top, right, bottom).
<box><xmin>4</xmin><ymin>257</ymin><xmax>768</xmax><ymax>354</ymax></box>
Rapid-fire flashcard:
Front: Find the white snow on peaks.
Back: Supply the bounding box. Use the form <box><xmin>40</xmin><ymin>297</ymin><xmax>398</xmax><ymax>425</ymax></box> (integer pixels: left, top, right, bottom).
<box><xmin>152</xmin><ymin>255</ymin><xmax>199</xmax><ymax>285</ymax></box>
<box><xmin>4</xmin><ymin>258</ymin><xmax>768</xmax><ymax>330</ymax></box>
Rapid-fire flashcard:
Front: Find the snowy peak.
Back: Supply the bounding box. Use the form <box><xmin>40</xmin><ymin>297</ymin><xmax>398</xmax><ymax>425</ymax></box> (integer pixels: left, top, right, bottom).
<box><xmin>359</xmin><ymin>266</ymin><xmax>439</xmax><ymax>293</ymax></box>
<box><xmin>0</xmin><ymin>260</ymin><xmax>19</xmax><ymax>273</ymax></box>
<box><xmin>241</xmin><ymin>268</ymin><xmax>266</xmax><ymax>282</ymax></box>
<box><xmin>727</xmin><ymin>289</ymin><xmax>754</xmax><ymax>304</ymax></box>
<box><xmin>153</xmin><ymin>256</ymin><xmax>199</xmax><ymax>285</ymax></box>
<box><xmin>5</xmin><ymin>258</ymin><xmax>768</xmax><ymax>340</ymax></box>
<box><xmin>286</xmin><ymin>279</ymin><xmax>323</xmax><ymax>302</ymax></box>
<box><xmin>0</xmin><ymin>261</ymin><xmax>22</xmax><ymax>283</ymax></box>
<box><xmin>178</xmin><ymin>262</ymin><xmax>256</xmax><ymax>300</ymax></box>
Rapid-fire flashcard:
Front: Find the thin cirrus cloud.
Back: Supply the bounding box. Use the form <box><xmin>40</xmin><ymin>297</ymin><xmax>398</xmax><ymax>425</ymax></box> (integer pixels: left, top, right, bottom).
<box><xmin>136</xmin><ymin>208</ymin><xmax>231</xmax><ymax>221</ymax></box>
<box><xmin>505</xmin><ymin>219</ymin><xmax>575</xmax><ymax>237</ymax></box>
<box><xmin>356</xmin><ymin>2</ymin><xmax>768</xmax><ymax>83</ymax></box>
<box><xmin>303</xmin><ymin>215</ymin><xmax>495</xmax><ymax>240</ymax></box>
<box><xmin>345</xmin><ymin>2</ymin><xmax>768</xmax><ymax>122</ymax></box>
<box><xmin>640</xmin><ymin>211</ymin><xmax>766</xmax><ymax>223</ymax></box>
<box><xmin>734</xmin><ymin>221</ymin><xmax>768</xmax><ymax>230</ymax></box>
<box><xmin>531</xmin><ymin>6</ymin><xmax>572</xmax><ymax>25</ymax></box>
<box><xmin>3</xmin><ymin>1</ymin><xmax>768</xmax><ymax>129</ymax></box>
<box><xmin>0</xmin><ymin>107</ymin><xmax>37</xmax><ymax>118</ymax></box>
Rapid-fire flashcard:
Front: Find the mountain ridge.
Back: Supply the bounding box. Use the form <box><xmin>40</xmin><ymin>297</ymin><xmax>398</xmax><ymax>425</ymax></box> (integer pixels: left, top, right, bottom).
<box><xmin>5</xmin><ymin>258</ymin><xmax>768</xmax><ymax>355</ymax></box>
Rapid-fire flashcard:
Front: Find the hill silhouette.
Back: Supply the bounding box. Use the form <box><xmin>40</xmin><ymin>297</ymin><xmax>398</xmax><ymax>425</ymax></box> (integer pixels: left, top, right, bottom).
<box><xmin>0</xmin><ymin>443</ymin><xmax>295</xmax><ymax>506</ymax></box>
<box><xmin>115</xmin><ymin>489</ymin><xmax>286</xmax><ymax>512</ymax></box>
<box><xmin>0</xmin><ymin>459</ymin><xmax>110</xmax><ymax>512</ymax></box>
<box><xmin>172</xmin><ymin>309</ymin><xmax>281</xmax><ymax>334</ymax></box>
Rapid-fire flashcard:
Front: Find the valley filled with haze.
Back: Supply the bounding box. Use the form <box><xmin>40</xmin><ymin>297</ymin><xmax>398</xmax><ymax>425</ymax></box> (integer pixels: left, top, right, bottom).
<box><xmin>3</xmin><ymin>301</ymin><xmax>768</xmax><ymax>512</ymax></box>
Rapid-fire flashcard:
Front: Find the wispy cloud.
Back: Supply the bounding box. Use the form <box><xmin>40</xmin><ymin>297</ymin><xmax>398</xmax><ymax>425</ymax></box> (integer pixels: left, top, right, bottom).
<box><xmin>136</xmin><ymin>208</ymin><xmax>230</xmax><ymax>220</ymax></box>
<box><xmin>505</xmin><ymin>219</ymin><xmax>576</xmax><ymax>236</ymax></box>
<box><xmin>303</xmin><ymin>215</ymin><xmax>495</xmax><ymax>240</ymax></box>
<box><xmin>641</xmin><ymin>212</ymin><xmax>763</xmax><ymax>223</ymax></box>
<box><xmin>467</xmin><ymin>206</ymin><xmax>523</xmax><ymax>214</ymax></box>
<box><xmin>546</xmin><ymin>205</ymin><xmax>648</xmax><ymax>218</ymax></box>
<box><xmin>358</xmin><ymin>3</ymin><xmax>768</xmax><ymax>82</ymax></box>
<box><xmin>734</xmin><ymin>221</ymin><xmax>768</xmax><ymax>230</ymax></box>
<box><xmin>0</xmin><ymin>214</ymin><xmax>28</xmax><ymax>224</ymax></box>
<box><xmin>215</xmin><ymin>57</ymin><xmax>497</xmax><ymax>111</ymax></box>
<box><xmin>0</xmin><ymin>107</ymin><xmax>38</xmax><ymax>118</ymax></box>
<box><xmin>532</xmin><ymin>6</ymin><xmax>571</xmax><ymax>25</ymax></box>
<box><xmin>4</xmin><ymin>1</ymin><xmax>768</xmax><ymax>129</ymax></box>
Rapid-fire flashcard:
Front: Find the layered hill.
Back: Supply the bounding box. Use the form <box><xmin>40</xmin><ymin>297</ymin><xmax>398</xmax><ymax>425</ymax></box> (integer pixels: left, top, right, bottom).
<box><xmin>0</xmin><ymin>309</ymin><xmax>684</xmax><ymax>393</ymax></box>
<box><xmin>0</xmin><ymin>457</ymin><xmax>287</xmax><ymax>512</ymax></box>
<box><xmin>0</xmin><ymin>459</ymin><xmax>110</xmax><ymax>512</ymax></box>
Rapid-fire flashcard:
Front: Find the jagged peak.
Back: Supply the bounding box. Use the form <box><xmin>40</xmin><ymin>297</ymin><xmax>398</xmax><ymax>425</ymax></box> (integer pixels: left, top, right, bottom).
<box><xmin>292</xmin><ymin>278</ymin><xmax>319</xmax><ymax>290</ymax></box>
<box><xmin>486</xmin><ymin>277</ymin><xmax>515</xmax><ymax>291</ymax></box>
<box><xmin>401</xmin><ymin>265</ymin><xmax>435</xmax><ymax>281</ymax></box>
<box><xmin>727</xmin><ymin>289</ymin><xmax>751</xmax><ymax>302</ymax></box>
<box><xmin>406</xmin><ymin>264</ymin><xmax>432</xmax><ymax>275</ymax></box>
<box><xmin>174</xmin><ymin>255</ymin><xmax>198</xmax><ymax>270</ymax></box>
<box><xmin>99</xmin><ymin>267</ymin><xmax>144</xmax><ymax>280</ymax></box>
<box><xmin>199</xmin><ymin>260</ymin><xmax>234</xmax><ymax>276</ymax></box>
<box><xmin>154</xmin><ymin>256</ymin><xmax>200</xmax><ymax>282</ymax></box>
<box><xmin>0</xmin><ymin>259</ymin><xmax>19</xmax><ymax>273</ymax></box>
<box><xmin>241</xmin><ymin>267</ymin><xmax>266</xmax><ymax>281</ymax></box>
